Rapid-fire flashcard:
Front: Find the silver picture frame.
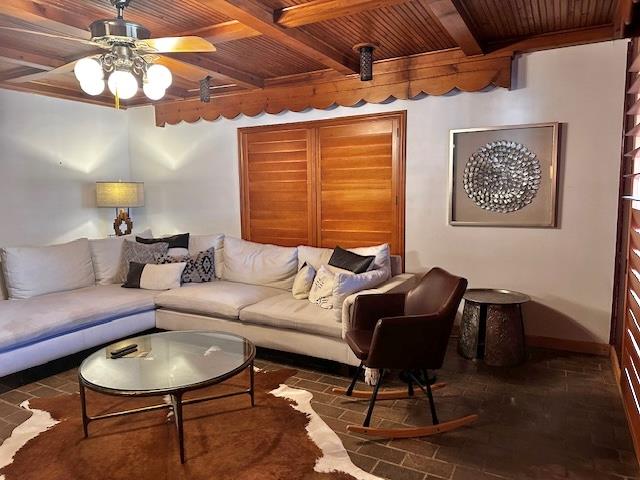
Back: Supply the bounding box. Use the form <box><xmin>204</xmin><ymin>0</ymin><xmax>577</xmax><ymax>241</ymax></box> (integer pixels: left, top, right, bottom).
<box><xmin>449</xmin><ymin>122</ymin><xmax>560</xmax><ymax>227</ymax></box>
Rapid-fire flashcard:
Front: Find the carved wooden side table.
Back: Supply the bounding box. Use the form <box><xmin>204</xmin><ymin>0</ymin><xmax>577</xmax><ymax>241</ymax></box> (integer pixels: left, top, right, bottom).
<box><xmin>458</xmin><ymin>289</ymin><xmax>530</xmax><ymax>367</ymax></box>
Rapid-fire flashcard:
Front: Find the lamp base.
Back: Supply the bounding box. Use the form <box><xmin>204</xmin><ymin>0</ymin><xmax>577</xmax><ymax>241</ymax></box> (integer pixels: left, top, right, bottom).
<box><xmin>114</xmin><ymin>208</ymin><xmax>133</xmax><ymax>236</ymax></box>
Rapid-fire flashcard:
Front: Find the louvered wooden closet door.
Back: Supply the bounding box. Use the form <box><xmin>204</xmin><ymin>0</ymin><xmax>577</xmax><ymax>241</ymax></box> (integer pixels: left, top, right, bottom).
<box><xmin>239</xmin><ymin>127</ymin><xmax>315</xmax><ymax>246</ymax></box>
<box><xmin>317</xmin><ymin>115</ymin><xmax>404</xmax><ymax>255</ymax></box>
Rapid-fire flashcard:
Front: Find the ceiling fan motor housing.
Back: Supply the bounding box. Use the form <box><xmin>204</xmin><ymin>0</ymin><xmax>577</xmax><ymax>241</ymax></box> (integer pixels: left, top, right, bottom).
<box><xmin>90</xmin><ymin>19</ymin><xmax>150</xmax><ymax>41</ymax></box>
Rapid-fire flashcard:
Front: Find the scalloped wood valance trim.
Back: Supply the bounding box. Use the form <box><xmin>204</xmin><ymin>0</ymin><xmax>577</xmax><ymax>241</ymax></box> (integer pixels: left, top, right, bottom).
<box><xmin>154</xmin><ymin>49</ymin><xmax>513</xmax><ymax>127</ymax></box>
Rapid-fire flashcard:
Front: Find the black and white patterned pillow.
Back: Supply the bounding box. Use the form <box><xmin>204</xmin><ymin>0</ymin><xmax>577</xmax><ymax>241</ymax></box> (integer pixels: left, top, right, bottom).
<box><xmin>155</xmin><ymin>247</ymin><xmax>215</xmax><ymax>284</ymax></box>
<box><xmin>118</xmin><ymin>240</ymin><xmax>169</xmax><ymax>282</ymax></box>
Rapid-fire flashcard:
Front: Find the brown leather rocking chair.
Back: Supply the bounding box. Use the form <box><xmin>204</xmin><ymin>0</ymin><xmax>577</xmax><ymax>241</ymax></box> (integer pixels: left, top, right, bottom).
<box><xmin>332</xmin><ymin>267</ymin><xmax>478</xmax><ymax>438</ymax></box>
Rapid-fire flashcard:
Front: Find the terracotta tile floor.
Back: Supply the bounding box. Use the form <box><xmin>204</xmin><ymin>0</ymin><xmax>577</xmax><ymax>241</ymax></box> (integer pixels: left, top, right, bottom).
<box><xmin>0</xmin><ymin>341</ymin><xmax>637</xmax><ymax>480</ymax></box>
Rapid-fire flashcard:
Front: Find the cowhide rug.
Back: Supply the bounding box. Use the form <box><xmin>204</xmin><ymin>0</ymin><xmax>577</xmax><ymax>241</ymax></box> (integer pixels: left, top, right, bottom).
<box><xmin>0</xmin><ymin>368</ymin><xmax>382</xmax><ymax>480</ymax></box>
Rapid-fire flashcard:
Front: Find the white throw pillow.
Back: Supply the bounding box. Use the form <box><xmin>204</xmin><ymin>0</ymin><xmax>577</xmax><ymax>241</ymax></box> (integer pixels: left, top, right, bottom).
<box><xmin>189</xmin><ymin>234</ymin><xmax>225</xmax><ymax>279</ymax></box>
<box><xmin>123</xmin><ymin>262</ymin><xmax>186</xmax><ymax>290</ymax></box>
<box><xmin>292</xmin><ymin>264</ymin><xmax>316</xmax><ymax>300</ymax></box>
<box><xmin>89</xmin><ymin>229</ymin><xmax>152</xmax><ymax>285</ymax></box>
<box><xmin>349</xmin><ymin>244</ymin><xmax>391</xmax><ymax>280</ymax></box>
<box><xmin>332</xmin><ymin>268</ymin><xmax>389</xmax><ymax>321</ymax></box>
<box><xmin>0</xmin><ymin>238</ymin><xmax>96</xmax><ymax>299</ymax></box>
<box><xmin>222</xmin><ymin>237</ymin><xmax>298</xmax><ymax>290</ymax></box>
<box><xmin>308</xmin><ymin>265</ymin><xmax>338</xmax><ymax>309</ymax></box>
<box><xmin>297</xmin><ymin>245</ymin><xmax>333</xmax><ymax>271</ymax></box>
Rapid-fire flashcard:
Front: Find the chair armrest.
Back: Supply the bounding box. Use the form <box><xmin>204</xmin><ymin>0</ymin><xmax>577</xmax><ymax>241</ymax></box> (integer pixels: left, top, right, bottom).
<box><xmin>351</xmin><ymin>293</ymin><xmax>406</xmax><ymax>332</ymax></box>
<box><xmin>366</xmin><ymin>314</ymin><xmax>449</xmax><ymax>369</ymax></box>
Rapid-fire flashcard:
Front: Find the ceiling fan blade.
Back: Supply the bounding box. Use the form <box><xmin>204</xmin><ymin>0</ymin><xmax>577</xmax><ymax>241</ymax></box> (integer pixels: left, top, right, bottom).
<box><xmin>0</xmin><ymin>26</ymin><xmax>100</xmax><ymax>48</ymax></box>
<box><xmin>136</xmin><ymin>36</ymin><xmax>216</xmax><ymax>53</ymax></box>
<box><xmin>154</xmin><ymin>55</ymin><xmax>209</xmax><ymax>82</ymax></box>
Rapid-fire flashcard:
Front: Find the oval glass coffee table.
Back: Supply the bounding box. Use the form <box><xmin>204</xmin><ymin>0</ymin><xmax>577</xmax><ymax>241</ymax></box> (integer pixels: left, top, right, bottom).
<box><xmin>78</xmin><ymin>331</ymin><xmax>256</xmax><ymax>463</ymax></box>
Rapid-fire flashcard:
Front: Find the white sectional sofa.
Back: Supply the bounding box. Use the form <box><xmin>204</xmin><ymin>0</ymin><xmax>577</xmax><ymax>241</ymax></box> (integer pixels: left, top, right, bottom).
<box><xmin>0</xmin><ymin>234</ymin><xmax>413</xmax><ymax>377</ymax></box>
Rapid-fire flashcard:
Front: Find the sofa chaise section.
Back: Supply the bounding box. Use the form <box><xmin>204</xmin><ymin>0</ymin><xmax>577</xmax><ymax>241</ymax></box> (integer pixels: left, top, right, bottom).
<box><xmin>0</xmin><ymin>284</ymin><xmax>157</xmax><ymax>376</ymax></box>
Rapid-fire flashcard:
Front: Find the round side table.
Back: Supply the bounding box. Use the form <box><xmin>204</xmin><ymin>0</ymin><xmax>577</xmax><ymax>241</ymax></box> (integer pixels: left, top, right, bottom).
<box><xmin>458</xmin><ymin>289</ymin><xmax>530</xmax><ymax>367</ymax></box>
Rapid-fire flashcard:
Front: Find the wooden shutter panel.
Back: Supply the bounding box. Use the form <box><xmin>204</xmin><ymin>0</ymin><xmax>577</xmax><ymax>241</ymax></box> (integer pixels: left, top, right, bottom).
<box><xmin>317</xmin><ymin>115</ymin><xmax>404</xmax><ymax>255</ymax></box>
<box><xmin>238</xmin><ymin>112</ymin><xmax>406</xmax><ymax>260</ymax></box>
<box><xmin>239</xmin><ymin>127</ymin><xmax>315</xmax><ymax>246</ymax></box>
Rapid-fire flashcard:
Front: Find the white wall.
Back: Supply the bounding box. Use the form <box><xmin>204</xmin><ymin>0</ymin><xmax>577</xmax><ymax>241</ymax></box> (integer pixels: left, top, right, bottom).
<box><xmin>128</xmin><ymin>40</ymin><xmax>628</xmax><ymax>344</ymax></box>
<box><xmin>0</xmin><ymin>89</ymin><xmax>130</xmax><ymax>247</ymax></box>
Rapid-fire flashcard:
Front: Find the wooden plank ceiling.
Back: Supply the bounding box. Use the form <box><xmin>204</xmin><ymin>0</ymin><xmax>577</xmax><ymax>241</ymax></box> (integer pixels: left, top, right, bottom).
<box><xmin>0</xmin><ymin>0</ymin><xmax>627</xmax><ymax>110</ymax></box>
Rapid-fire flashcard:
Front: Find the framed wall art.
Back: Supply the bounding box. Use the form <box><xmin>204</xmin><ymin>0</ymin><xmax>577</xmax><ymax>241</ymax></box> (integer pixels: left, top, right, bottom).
<box><xmin>449</xmin><ymin>123</ymin><xmax>560</xmax><ymax>227</ymax></box>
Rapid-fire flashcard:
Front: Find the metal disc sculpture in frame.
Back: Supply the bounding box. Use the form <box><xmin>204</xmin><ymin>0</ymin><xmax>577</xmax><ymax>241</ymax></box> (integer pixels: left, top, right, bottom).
<box><xmin>463</xmin><ymin>140</ymin><xmax>541</xmax><ymax>213</ymax></box>
<box><xmin>449</xmin><ymin>123</ymin><xmax>559</xmax><ymax>227</ymax></box>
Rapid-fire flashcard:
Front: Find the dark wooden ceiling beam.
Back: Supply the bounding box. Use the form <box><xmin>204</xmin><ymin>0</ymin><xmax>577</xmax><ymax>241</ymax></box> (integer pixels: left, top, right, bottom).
<box><xmin>160</xmin><ymin>54</ymin><xmax>264</xmax><ymax>89</ymax></box>
<box><xmin>181</xmin><ymin>0</ymin><xmax>412</xmax><ymax>44</ymax></box>
<box><xmin>424</xmin><ymin>0</ymin><xmax>482</xmax><ymax>56</ymax></box>
<box><xmin>0</xmin><ymin>0</ymin><xmax>95</xmax><ymax>39</ymax></box>
<box><xmin>274</xmin><ymin>0</ymin><xmax>410</xmax><ymax>27</ymax></box>
<box><xmin>615</xmin><ymin>0</ymin><xmax>635</xmax><ymax>39</ymax></box>
<box><xmin>489</xmin><ymin>25</ymin><xmax>615</xmax><ymax>55</ymax></box>
<box><xmin>200</xmin><ymin>0</ymin><xmax>359</xmax><ymax>74</ymax></box>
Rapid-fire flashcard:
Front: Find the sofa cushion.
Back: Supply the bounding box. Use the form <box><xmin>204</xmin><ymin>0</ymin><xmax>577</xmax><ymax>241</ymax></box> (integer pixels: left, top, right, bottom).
<box><xmin>240</xmin><ymin>293</ymin><xmax>341</xmax><ymax>339</ymax></box>
<box><xmin>155</xmin><ymin>280</ymin><xmax>282</xmax><ymax>320</ymax></box>
<box><xmin>89</xmin><ymin>229</ymin><xmax>152</xmax><ymax>285</ymax></box>
<box><xmin>0</xmin><ymin>284</ymin><xmax>156</xmax><ymax>352</ymax></box>
<box><xmin>222</xmin><ymin>237</ymin><xmax>298</xmax><ymax>290</ymax></box>
<box><xmin>297</xmin><ymin>245</ymin><xmax>333</xmax><ymax>271</ymax></box>
<box><xmin>189</xmin><ymin>234</ymin><xmax>224</xmax><ymax>279</ymax></box>
<box><xmin>0</xmin><ymin>238</ymin><xmax>96</xmax><ymax>299</ymax></box>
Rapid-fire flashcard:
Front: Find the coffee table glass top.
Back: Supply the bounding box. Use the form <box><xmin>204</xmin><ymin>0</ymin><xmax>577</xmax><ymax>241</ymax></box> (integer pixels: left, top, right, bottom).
<box><xmin>79</xmin><ymin>331</ymin><xmax>255</xmax><ymax>395</ymax></box>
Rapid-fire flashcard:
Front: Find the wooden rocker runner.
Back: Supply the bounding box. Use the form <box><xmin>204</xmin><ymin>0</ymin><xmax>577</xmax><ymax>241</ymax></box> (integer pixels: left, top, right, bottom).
<box><xmin>333</xmin><ymin>267</ymin><xmax>478</xmax><ymax>439</ymax></box>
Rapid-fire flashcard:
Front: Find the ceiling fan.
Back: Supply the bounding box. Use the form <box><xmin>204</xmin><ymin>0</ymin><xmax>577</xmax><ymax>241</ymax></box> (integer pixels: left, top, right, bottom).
<box><xmin>0</xmin><ymin>0</ymin><xmax>216</xmax><ymax>102</ymax></box>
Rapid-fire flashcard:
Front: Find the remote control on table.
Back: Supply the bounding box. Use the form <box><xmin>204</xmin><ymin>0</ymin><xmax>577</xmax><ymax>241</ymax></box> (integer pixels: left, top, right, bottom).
<box><xmin>110</xmin><ymin>344</ymin><xmax>138</xmax><ymax>358</ymax></box>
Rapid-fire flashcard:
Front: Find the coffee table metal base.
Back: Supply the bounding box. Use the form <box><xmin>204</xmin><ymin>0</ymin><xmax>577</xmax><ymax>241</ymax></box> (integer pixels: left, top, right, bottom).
<box><xmin>78</xmin><ymin>361</ymin><xmax>255</xmax><ymax>463</ymax></box>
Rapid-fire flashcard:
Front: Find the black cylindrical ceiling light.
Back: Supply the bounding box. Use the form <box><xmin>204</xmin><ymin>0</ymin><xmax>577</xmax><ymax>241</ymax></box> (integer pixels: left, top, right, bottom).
<box><xmin>200</xmin><ymin>76</ymin><xmax>211</xmax><ymax>103</ymax></box>
<box><xmin>353</xmin><ymin>43</ymin><xmax>378</xmax><ymax>82</ymax></box>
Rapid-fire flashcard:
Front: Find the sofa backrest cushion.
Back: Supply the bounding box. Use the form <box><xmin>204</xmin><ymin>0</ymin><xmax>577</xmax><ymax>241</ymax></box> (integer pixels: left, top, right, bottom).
<box><xmin>297</xmin><ymin>245</ymin><xmax>333</xmax><ymax>271</ymax></box>
<box><xmin>0</xmin><ymin>238</ymin><xmax>96</xmax><ymax>299</ymax></box>
<box><xmin>89</xmin><ymin>229</ymin><xmax>152</xmax><ymax>285</ymax></box>
<box><xmin>189</xmin><ymin>234</ymin><xmax>224</xmax><ymax>279</ymax></box>
<box><xmin>222</xmin><ymin>237</ymin><xmax>298</xmax><ymax>290</ymax></box>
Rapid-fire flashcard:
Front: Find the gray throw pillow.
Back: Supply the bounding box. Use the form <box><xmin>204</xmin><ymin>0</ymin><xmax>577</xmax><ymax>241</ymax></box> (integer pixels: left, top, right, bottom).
<box><xmin>118</xmin><ymin>240</ymin><xmax>169</xmax><ymax>282</ymax></box>
<box><xmin>155</xmin><ymin>247</ymin><xmax>215</xmax><ymax>284</ymax></box>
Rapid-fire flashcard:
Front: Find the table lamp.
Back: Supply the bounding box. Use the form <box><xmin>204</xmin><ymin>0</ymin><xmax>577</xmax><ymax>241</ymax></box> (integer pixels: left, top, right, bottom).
<box><xmin>96</xmin><ymin>181</ymin><xmax>145</xmax><ymax>236</ymax></box>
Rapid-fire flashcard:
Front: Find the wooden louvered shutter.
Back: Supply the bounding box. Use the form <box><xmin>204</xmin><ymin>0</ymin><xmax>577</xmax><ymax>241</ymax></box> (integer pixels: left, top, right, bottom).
<box><xmin>619</xmin><ymin>37</ymin><xmax>640</xmax><ymax>461</ymax></box>
<box><xmin>239</xmin><ymin>127</ymin><xmax>315</xmax><ymax>246</ymax></box>
<box><xmin>238</xmin><ymin>111</ymin><xmax>406</xmax><ymax>260</ymax></box>
<box><xmin>317</xmin><ymin>115</ymin><xmax>404</xmax><ymax>255</ymax></box>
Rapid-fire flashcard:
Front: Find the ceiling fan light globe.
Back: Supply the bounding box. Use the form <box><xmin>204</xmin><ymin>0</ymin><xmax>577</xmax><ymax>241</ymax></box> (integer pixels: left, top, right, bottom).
<box><xmin>108</xmin><ymin>70</ymin><xmax>138</xmax><ymax>100</ymax></box>
<box><xmin>143</xmin><ymin>82</ymin><xmax>165</xmax><ymax>101</ymax></box>
<box><xmin>74</xmin><ymin>57</ymin><xmax>103</xmax><ymax>83</ymax></box>
<box><xmin>80</xmin><ymin>78</ymin><xmax>105</xmax><ymax>96</ymax></box>
<box><xmin>147</xmin><ymin>64</ymin><xmax>172</xmax><ymax>89</ymax></box>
